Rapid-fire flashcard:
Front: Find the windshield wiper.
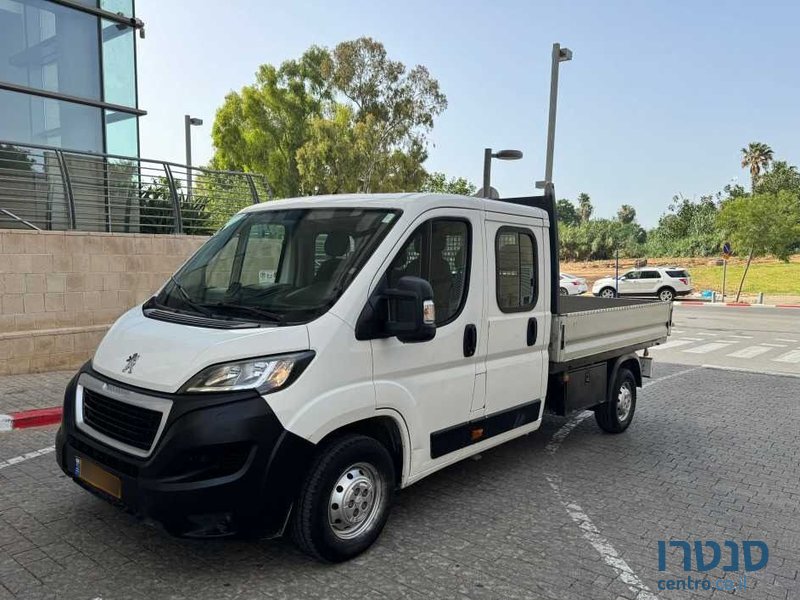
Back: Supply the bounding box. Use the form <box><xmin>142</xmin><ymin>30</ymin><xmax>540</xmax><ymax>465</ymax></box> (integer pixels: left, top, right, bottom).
<box><xmin>203</xmin><ymin>302</ymin><xmax>284</xmax><ymax>323</ymax></box>
<box><xmin>169</xmin><ymin>277</ymin><xmax>216</xmax><ymax>318</ymax></box>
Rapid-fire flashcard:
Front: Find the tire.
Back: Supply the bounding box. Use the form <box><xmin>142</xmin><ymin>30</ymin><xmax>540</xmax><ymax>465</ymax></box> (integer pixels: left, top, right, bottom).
<box><xmin>560</xmin><ymin>287</ymin><xmax>569</xmax><ymax>296</ymax></box>
<box><xmin>291</xmin><ymin>434</ymin><xmax>395</xmax><ymax>562</ymax></box>
<box><xmin>658</xmin><ymin>287</ymin><xmax>675</xmax><ymax>302</ymax></box>
<box><xmin>599</xmin><ymin>287</ymin><xmax>617</xmax><ymax>299</ymax></box>
<box><xmin>595</xmin><ymin>367</ymin><xmax>637</xmax><ymax>434</ymax></box>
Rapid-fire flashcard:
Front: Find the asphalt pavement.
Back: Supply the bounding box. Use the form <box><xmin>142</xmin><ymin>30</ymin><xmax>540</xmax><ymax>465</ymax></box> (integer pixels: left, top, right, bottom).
<box><xmin>1</xmin><ymin>361</ymin><xmax>798</xmax><ymax>600</ymax></box>
<box><xmin>649</xmin><ymin>304</ymin><xmax>800</xmax><ymax>376</ymax></box>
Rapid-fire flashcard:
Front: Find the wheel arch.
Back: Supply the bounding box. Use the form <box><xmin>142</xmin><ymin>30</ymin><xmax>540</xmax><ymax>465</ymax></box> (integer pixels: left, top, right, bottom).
<box><xmin>317</xmin><ymin>411</ymin><xmax>410</xmax><ymax>488</ymax></box>
<box><xmin>606</xmin><ymin>353</ymin><xmax>642</xmax><ymax>399</ymax></box>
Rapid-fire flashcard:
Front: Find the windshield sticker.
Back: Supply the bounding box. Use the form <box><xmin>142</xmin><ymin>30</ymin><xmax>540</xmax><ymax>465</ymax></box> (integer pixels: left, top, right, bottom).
<box><xmin>258</xmin><ymin>269</ymin><xmax>276</xmax><ymax>285</ymax></box>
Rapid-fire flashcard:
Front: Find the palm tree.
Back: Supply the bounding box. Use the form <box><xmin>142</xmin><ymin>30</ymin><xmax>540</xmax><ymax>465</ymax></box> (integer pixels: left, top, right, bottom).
<box><xmin>577</xmin><ymin>192</ymin><xmax>593</xmax><ymax>223</ymax></box>
<box><xmin>740</xmin><ymin>142</ymin><xmax>773</xmax><ymax>193</ymax></box>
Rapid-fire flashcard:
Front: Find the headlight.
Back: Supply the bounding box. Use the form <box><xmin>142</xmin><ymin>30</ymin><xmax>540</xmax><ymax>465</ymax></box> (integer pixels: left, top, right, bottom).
<box><xmin>181</xmin><ymin>351</ymin><xmax>314</xmax><ymax>394</ymax></box>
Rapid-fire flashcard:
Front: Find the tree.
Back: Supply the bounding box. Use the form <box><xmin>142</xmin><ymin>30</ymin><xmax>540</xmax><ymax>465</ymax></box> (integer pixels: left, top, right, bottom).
<box><xmin>717</xmin><ymin>190</ymin><xmax>800</xmax><ymax>300</ymax></box>
<box><xmin>556</xmin><ymin>198</ymin><xmax>580</xmax><ymax>226</ymax></box>
<box><xmin>756</xmin><ymin>160</ymin><xmax>800</xmax><ymax>196</ymax></box>
<box><xmin>617</xmin><ymin>204</ymin><xmax>637</xmax><ymax>224</ymax></box>
<box><xmin>211</xmin><ymin>37</ymin><xmax>447</xmax><ymax>198</ymax></box>
<box><xmin>420</xmin><ymin>171</ymin><xmax>477</xmax><ymax>196</ymax></box>
<box><xmin>740</xmin><ymin>142</ymin><xmax>774</xmax><ymax>193</ymax></box>
<box><xmin>577</xmin><ymin>192</ymin><xmax>593</xmax><ymax>223</ymax></box>
<box><xmin>211</xmin><ymin>46</ymin><xmax>330</xmax><ymax>198</ymax></box>
<box><xmin>645</xmin><ymin>195</ymin><xmax>721</xmax><ymax>257</ymax></box>
<box><xmin>325</xmin><ymin>37</ymin><xmax>447</xmax><ymax>191</ymax></box>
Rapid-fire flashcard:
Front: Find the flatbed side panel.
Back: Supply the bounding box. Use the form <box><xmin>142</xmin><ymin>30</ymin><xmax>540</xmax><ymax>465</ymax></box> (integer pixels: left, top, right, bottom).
<box><xmin>551</xmin><ymin>301</ymin><xmax>672</xmax><ymax>364</ymax></box>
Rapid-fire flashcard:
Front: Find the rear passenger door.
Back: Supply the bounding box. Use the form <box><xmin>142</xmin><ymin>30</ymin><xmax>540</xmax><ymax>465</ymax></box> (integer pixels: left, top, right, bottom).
<box><xmin>637</xmin><ymin>270</ymin><xmax>663</xmax><ymax>294</ymax></box>
<box><xmin>483</xmin><ymin>217</ymin><xmax>548</xmax><ymax>418</ymax></box>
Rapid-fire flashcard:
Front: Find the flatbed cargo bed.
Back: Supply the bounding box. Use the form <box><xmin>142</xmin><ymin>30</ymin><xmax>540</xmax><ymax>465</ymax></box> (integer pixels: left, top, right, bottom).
<box><xmin>550</xmin><ymin>296</ymin><xmax>672</xmax><ymax>368</ymax></box>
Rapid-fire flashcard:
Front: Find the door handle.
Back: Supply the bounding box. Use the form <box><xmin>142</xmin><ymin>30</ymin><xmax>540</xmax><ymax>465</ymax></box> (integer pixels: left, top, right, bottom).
<box><xmin>463</xmin><ymin>324</ymin><xmax>477</xmax><ymax>357</ymax></box>
<box><xmin>526</xmin><ymin>317</ymin><xmax>538</xmax><ymax>346</ymax></box>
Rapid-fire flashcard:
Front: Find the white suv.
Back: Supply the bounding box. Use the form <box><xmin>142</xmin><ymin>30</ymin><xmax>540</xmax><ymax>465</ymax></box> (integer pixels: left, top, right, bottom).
<box><xmin>592</xmin><ymin>267</ymin><xmax>692</xmax><ymax>302</ymax></box>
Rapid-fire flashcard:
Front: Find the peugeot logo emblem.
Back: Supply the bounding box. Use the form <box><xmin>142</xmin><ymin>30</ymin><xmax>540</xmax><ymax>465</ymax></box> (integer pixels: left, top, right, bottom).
<box><xmin>122</xmin><ymin>353</ymin><xmax>139</xmax><ymax>374</ymax></box>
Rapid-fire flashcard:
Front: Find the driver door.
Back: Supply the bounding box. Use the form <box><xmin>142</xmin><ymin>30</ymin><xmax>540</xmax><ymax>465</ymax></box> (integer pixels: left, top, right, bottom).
<box><xmin>370</xmin><ymin>209</ymin><xmax>485</xmax><ymax>480</ymax></box>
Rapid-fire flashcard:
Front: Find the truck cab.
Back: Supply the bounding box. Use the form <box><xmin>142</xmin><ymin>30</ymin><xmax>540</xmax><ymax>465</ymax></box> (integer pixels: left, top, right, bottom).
<box><xmin>56</xmin><ymin>191</ymin><xmax>669</xmax><ymax>562</ymax></box>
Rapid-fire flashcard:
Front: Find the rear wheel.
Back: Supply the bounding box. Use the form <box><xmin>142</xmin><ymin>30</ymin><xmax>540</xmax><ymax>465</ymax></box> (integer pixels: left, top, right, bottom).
<box><xmin>595</xmin><ymin>368</ymin><xmax>636</xmax><ymax>433</ymax></box>
<box><xmin>599</xmin><ymin>287</ymin><xmax>617</xmax><ymax>299</ymax></box>
<box><xmin>658</xmin><ymin>287</ymin><xmax>675</xmax><ymax>302</ymax></box>
<box><xmin>291</xmin><ymin>434</ymin><xmax>394</xmax><ymax>562</ymax></box>
<box><xmin>560</xmin><ymin>287</ymin><xmax>569</xmax><ymax>296</ymax></box>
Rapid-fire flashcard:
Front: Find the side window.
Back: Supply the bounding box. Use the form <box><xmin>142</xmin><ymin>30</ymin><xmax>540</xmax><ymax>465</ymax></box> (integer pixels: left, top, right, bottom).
<box><xmin>495</xmin><ymin>227</ymin><xmax>537</xmax><ymax>312</ymax></box>
<box><xmin>387</xmin><ymin>219</ymin><xmax>470</xmax><ymax>326</ymax></box>
<box><xmin>640</xmin><ymin>270</ymin><xmax>661</xmax><ymax>279</ymax></box>
<box><xmin>623</xmin><ymin>271</ymin><xmax>640</xmax><ymax>280</ymax></box>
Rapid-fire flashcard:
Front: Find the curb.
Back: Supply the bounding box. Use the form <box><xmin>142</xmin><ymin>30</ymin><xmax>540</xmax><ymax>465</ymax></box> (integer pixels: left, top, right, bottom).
<box><xmin>675</xmin><ymin>301</ymin><xmax>800</xmax><ymax>309</ymax></box>
<box><xmin>0</xmin><ymin>407</ymin><xmax>62</xmax><ymax>431</ymax></box>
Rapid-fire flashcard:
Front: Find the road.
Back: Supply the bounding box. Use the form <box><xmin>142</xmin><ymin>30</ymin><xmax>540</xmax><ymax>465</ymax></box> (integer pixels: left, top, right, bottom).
<box><xmin>649</xmin><ymin>304</ymin><xmax>800</xmax><ymax>375</ymax></box>
<box><xmin>1</xmin><ymin>360</ymin><xmax>799</xmax><ymax>599</ymax></box>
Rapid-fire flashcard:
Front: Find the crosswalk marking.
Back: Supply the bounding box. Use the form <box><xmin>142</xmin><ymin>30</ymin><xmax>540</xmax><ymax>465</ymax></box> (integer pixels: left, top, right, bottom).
<box><xmin>773</xmin><ymin>350</ymin><xmax>800</xmax><ymax>364</ymax></box>
<box><xmin>776</xmin><ymin>338</ymin><xmax>798</xmax><ymax>343</ymax></box>
<box><xmin>762</xmin><ymin>343</ymin><xmax>788</xmax><ymax>348</ymax></box>
<box><xmin>651</xmin><ymin>339</ymin><xmax>695</xmax><ymax>350</ymax></box>
<box><xmin>683</xmin><ymin>342</ymin><xmax>734</xmax><ymax>354</ymax></box>
<box><xmin>727</xmin><ymin>346</ymin><xmax>772</xmax><ymax>359</ymax></box>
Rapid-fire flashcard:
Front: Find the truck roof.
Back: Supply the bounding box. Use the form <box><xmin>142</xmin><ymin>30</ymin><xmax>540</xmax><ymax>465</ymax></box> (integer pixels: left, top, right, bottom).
<box><xmin>240</xmin><ymin>193</ymin><xmax>550</xmax><ymax>224</ymax></box>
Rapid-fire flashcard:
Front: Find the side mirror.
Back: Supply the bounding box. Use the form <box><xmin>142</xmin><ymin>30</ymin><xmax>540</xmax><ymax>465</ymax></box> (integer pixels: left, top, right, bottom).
<box><xmin>355</xmin><ymin>276</ymin><xmax>436</xmax><ymax>343</ymax></box>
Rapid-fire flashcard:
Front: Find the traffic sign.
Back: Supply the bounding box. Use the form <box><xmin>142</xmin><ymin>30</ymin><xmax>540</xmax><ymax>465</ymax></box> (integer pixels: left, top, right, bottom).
<box><xmin>722</xmin><ymin>242</ymin><xmax>732</xmax><ymax>259</ymax></box>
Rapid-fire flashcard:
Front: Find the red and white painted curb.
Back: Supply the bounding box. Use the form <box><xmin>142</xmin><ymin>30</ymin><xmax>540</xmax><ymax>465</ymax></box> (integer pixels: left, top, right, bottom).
<box><xmin>676</xmin><ymin>300</ymin><xmax>800</xmax><ymax>309</ymax></box>
<box><xmin>0</xmin><ymin>407</ymin><xmax>62</xmax><ymax>431</ymax></box>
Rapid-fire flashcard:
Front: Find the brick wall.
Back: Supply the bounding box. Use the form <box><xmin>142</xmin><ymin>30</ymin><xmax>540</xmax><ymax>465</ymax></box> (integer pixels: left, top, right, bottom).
<box><xmin>0</xmin><ymin>230</ymin><xmax>207</xmax><ymax>375</ymax></box>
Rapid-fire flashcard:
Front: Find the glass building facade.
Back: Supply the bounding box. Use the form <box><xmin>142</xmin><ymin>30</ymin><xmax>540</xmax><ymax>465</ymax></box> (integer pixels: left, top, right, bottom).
<box><xmin>0</xmin><ymin>0</ymin><xmax>142</xmax><ymax>156</ymax></box>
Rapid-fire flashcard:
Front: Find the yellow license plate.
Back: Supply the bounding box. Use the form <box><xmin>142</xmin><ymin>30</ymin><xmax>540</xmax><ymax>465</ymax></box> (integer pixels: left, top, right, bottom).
<box><xmin>75</xmin><ymin>456</ymin><xmax>122</xmax><ymax>499</ymax></box>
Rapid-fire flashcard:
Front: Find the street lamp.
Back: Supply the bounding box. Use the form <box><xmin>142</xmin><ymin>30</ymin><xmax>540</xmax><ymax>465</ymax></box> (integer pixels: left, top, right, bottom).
<box><xmin>536</xmin><ymin>42</ymin><xmax>572</xmax><ymax>189</ymax></box>
<box><xmin>482</xmin><ymin>148</ymin><xmax>523</xmax><ymax>198</ymax></box>
<box><xmin>184</xmin><ymin>114</ymin><xmax>203</xmax><ymax>198</ymax></box>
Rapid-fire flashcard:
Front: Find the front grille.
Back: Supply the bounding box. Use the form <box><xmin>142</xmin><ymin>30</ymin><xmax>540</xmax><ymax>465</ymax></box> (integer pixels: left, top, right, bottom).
<box><xmin>82</xmin><ymin>388</ymin><xmax>162</xmax><ymax>452</ymax></box>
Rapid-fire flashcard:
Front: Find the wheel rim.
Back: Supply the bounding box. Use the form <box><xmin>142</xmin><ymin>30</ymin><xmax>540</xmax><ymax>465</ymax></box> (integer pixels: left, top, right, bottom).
<box><xmin>601</xmin><ymin>288</ymin><xmax>615</xmax><ymax>298</ymax></box>
<box><xmin>617</xmin><ymin>382</ymin><xmax>633</xmax><ymax>422</ymax></box>
<box><xmin>660</xmin><ymin>289</ymin><xmax>673</xmax><ymax>301</ymax></box>
<box><xmin>328</xmin><ymin>462</ymin><xmax>384</xmax><ymax>540</ymax></box>
<box><xmin>560</xmin><ymin>288</ymin><xmax>568</xmax><ymax>296</ymax></box>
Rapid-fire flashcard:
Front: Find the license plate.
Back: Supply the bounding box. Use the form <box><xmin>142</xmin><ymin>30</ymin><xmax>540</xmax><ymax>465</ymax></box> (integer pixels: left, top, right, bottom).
<box><xmin>75</xmin><ymin>456</ymin><xmax>121</xmax><ymax>499</ymax></box>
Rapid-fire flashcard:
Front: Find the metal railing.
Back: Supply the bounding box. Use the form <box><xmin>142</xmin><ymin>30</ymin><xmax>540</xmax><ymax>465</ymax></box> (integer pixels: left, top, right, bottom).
<box><xmin>0</xmin><ymin>140</ymin><xmax>272</xmax><ymax>235</ymax></box>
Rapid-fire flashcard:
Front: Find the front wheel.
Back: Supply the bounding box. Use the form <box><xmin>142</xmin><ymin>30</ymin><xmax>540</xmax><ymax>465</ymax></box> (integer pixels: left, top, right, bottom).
<box><xmin>291</xmin><ymin>434</ymin><xmax>394</xmax><ymax>562</ymax></box>
<box><xmin>599</xmin><ymin>287</ymin><xmax>617</xmax><ymax>299</ymax></box>
<box><xmin>560</xmin><ymin>287</ymin><xmax>569</xmax><ymax>296</ymax></box>
<box><xmin>595</xmin><ymin>368</ymin><xmax>637</xmax><ymax>433</ymax></box>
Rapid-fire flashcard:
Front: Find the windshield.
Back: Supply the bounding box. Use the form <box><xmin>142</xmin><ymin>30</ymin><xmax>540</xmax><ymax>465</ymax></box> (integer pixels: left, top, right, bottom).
<box><xmin>152</xmin><ymin>208</ymin><xmax>400</xmax><ymax>325</ymax></box>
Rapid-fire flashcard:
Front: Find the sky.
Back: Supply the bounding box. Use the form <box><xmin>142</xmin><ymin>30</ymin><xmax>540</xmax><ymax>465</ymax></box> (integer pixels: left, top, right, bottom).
<box><xmin>135</xmin><ymin>0</ymin><xmax>800</xmax><ymax>227</ymax></box>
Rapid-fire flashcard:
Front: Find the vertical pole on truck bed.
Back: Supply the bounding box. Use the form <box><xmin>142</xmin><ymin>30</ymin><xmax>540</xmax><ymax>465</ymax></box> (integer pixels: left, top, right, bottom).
<box><xmin>539</xmin><ymin>43</ymin><xmax>572</xmax><ymax>188</ymax></box>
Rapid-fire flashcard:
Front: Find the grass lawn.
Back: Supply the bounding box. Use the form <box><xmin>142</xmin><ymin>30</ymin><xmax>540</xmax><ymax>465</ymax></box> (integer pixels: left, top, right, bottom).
<box><xmin>688</xmin><ymin>262</ymin><xmax>800</xmax><ymax>295</ymax></box>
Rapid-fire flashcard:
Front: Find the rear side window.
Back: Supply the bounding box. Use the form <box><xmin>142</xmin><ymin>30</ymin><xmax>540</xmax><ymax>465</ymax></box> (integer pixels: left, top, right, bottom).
<box><xmin>666</xmin><ymin>270</ymin><xmax>689</xmax><ymax>278</ymax></box>
<box><xmin>639</xmin><ymin>270</ymin><xmax>662</xmax><ymax>279</ymax></box>
<box><xmin>495</xmin><ymin>227</ymin><xmax>537</xmax><ymax>312</ymax></box>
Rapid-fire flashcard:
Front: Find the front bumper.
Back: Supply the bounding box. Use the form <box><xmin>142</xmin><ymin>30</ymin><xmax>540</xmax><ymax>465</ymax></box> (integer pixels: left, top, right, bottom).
<box><xmin>56</xmin><ymin>365</ymin><xmax>315</xmax><ymax>538</ymax></box>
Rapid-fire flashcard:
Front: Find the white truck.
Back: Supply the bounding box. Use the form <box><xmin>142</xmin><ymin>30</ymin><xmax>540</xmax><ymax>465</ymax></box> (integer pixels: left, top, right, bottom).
<box><xmin>56</xmin><ymin>189</ymin><xmax>672</xmax><ymax>562</ymax></box>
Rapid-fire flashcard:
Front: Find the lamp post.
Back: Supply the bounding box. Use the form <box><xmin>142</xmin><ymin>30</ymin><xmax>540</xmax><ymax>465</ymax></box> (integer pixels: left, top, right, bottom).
<box><xmin>536</xmin><ymin>42</ymin><xmax>572</xmax><ymax>189</ymax></box>
<box><xmin>482</xmin><ymin>148</ymin><xmax>523</xmax><ymax>198</ymax></box>
<box><xmin>184</xmin><ymin>114</ymin><xmax>203</xmax><ymax>198</ymax></box>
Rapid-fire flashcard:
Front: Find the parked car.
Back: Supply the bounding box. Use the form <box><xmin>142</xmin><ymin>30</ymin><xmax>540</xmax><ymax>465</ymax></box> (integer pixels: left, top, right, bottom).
<box><xmin>56</xmin><ymin>191</ymin><xmax>672</xmax><ymax>562</ymax></box>
<box><xmin>559</xmin><ymin>273</ymin><xmax>588</xmax><ymax>295</ymax></box>
<box><xmin>592</xmin><ymin>267</ymin><xmax>693</xmax><ymax>302</ymax></box>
